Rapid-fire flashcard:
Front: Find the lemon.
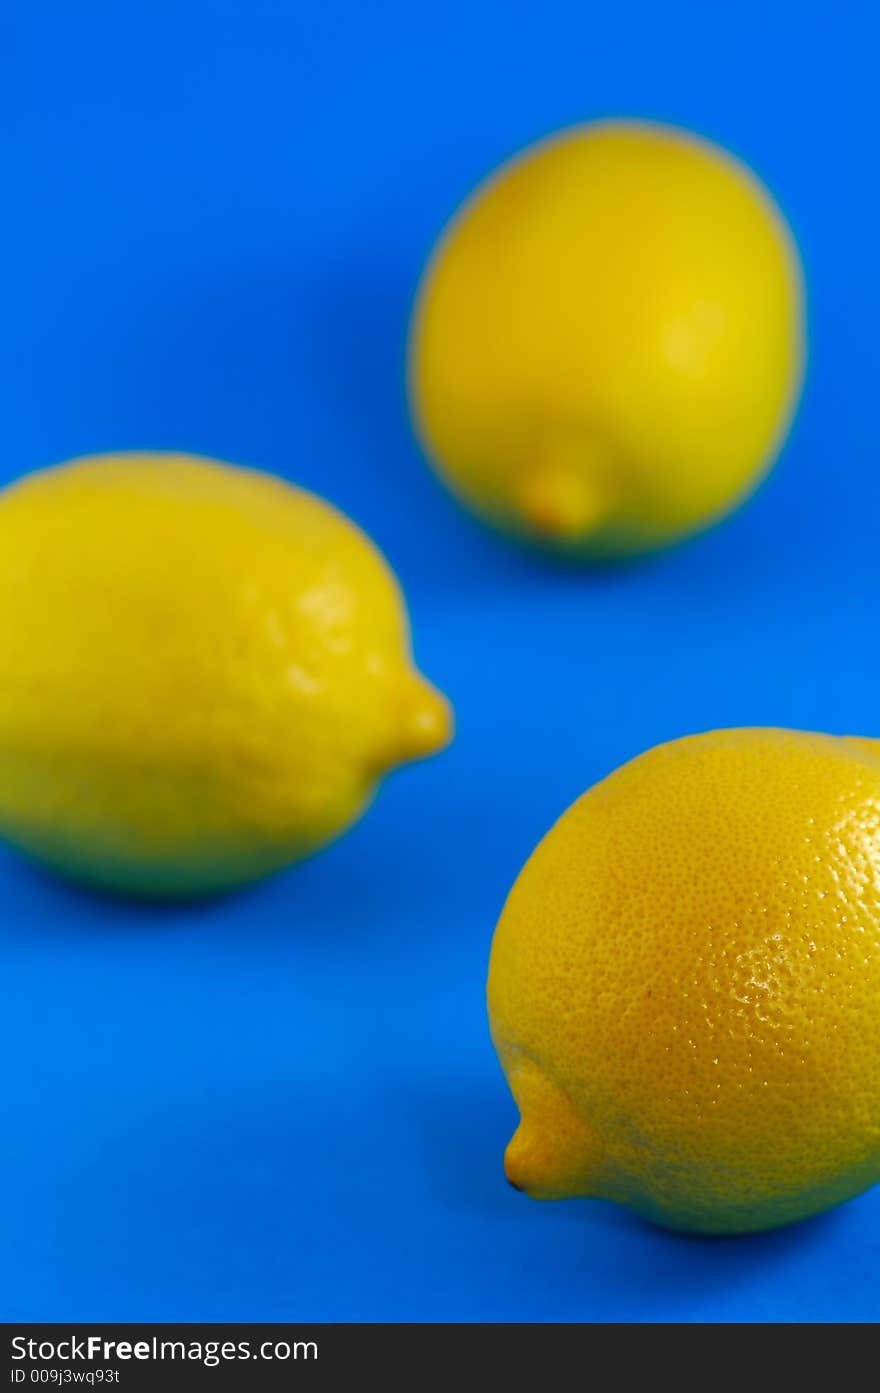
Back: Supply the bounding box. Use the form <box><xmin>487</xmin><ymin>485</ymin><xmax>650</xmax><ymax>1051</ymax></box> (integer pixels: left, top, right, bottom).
<box><xmin>0</xmin><ymin>453</ymin><xmax>452</xmax><ymax>897</ymax></box>
<box><xmin>488</xmin><ymin>728</ymin><xmax>880</xmax><ymax>1234</ymax></box>
<box><xmin>409</xmin><ymin>121</ymin><xmax>805</xmax><ymax>558</ymax></box>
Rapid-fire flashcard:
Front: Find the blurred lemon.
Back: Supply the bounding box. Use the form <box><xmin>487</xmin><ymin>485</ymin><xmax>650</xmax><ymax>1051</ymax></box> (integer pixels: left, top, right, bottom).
<box><xmin>0</xmin><ymin>453</ymin><xmax>452</xmax><ymax>897</ymax></box>
<box><xmin>410</xmin><ymin>121</ymin><xmax>805</xmax><ymax>557</ymax></box>
<box><xmin>488</xmin><ymin>728</ymin><xmax>880</xmax><ymax>1233</ymax></box>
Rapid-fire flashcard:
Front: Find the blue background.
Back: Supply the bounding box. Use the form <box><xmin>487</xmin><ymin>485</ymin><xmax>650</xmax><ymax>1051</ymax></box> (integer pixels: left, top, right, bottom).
<box><xmin>2</xmin><ymin>0</ymin><xmax>879</xmax><ymax>1323</ymax></box>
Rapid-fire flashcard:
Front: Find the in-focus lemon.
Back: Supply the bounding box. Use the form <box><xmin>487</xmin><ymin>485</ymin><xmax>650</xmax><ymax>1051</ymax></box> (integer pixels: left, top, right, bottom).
<box><xmin>410</xmin><ymin>121</ymin><xmax>805</xmax><ymax>558</ymax></box>
<box><xmin>0</xmin><ymin>453</ymin><xmax>452</xmax><ymax>897</ymax></box>
<box><xmin>488</xmin><ymin>729</ymin><xmax>880</xmax><ymax>1233</ymax></box>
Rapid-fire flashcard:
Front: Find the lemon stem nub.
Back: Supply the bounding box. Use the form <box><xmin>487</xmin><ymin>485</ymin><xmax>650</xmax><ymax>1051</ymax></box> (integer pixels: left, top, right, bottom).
<box><xmin>516</xmin><ymin>440</ymin><xmax>612</xmax><ymax>541</ymax></box>
<box><xmin>502</xmin><ymin>1057</ymin><xmax>605</xmax><ymax>1199</ymax></box>
<box><xmin>396</xmin><ymin>677</ymin><xmax>454</xmax><ymax>764</ymax></box>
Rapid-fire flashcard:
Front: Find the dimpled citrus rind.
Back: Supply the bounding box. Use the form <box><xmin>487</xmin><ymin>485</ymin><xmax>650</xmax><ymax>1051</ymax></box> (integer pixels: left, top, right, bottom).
<box><xmin>410</xmin><ymin>121</ymin><xmax>804</xmax><ymax>558</ymax></box>
<box><xmin>0</xmin><ymin>453</ymin><xmax>451</xmax><ymax>897</ymax></box>
<box><xmin>488</xmin><ymin>728</ymin><xmax>880</xmax><ymax>1233</ymax></box>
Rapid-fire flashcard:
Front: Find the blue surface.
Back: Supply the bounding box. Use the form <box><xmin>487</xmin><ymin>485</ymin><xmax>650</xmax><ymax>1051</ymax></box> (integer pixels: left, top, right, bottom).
<box><xmin>2</xmin><ymin>0</ymin><xmax>880</xmax><ymax>1323</ymax></box>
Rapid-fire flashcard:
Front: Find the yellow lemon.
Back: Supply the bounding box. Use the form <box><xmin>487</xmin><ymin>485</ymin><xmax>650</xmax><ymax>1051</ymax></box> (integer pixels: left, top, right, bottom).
<box><xmin>0</xmin><ymin>453</ymin><xmax>452</xmax><ymax>898</ymax></box>
<box><xmin>409</xmin><ymin>121</ymin><xmax>805</xmax><ymax>558</ymax></box>
<box><xmin>488</xmin><ymin>728</ymin><xmax>880</xmax><ymax>1233</ymax></box>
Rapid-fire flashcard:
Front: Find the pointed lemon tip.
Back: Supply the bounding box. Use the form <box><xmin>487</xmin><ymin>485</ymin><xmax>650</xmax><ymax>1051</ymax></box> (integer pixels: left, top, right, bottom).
<box><xmin>515</xmin><ymin>451</ymin><xmax>611</xmax><ymax>542</ymax></box>
<box><xmin>500</xmin><ymin>1059</ymin><xmax>606</xmax><ymax>1200</ymax></box>
<box><xmin>504</xmin><ymin>1123</ymin><xmax>541</xmax><ymax>1195</ymax></box>
<box><xmin>504</xmin><ymin>1120</ymin><xmax>581</xmax><ymax>1199</ymax></box>
<box><xmin>397</xmin><ymin>677</ymin><xmax>454</xmax><ymax>763</ymax></box>
<box><xmin>504</xmin><ymin>1117</ymin><xmax>605</xmax><ymax>1201</ymax></box>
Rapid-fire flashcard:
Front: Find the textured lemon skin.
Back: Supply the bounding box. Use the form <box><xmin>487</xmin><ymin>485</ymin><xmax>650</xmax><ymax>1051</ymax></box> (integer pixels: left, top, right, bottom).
<box><xmin>0</xmin><ymin>453</ymin><xmax>451</xmax><ymax>897</ymax></box>
<box><xmin>410</xmin><ymin>121</ymin><xmax>805</xmax><ymax>558</ymax></box>
<box><xmin>488</xmin><ymin>729</ymin><xmax>880</xmax><ymax>1234</ymax></box>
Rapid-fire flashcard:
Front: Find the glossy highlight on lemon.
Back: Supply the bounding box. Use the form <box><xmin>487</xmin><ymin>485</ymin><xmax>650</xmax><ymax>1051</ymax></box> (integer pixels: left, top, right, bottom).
<box><xmin>410</xmin><ymin>120</ymin><xmax>805</xmax><ymax>558</ymax></box>
<box><xmin>488</xmin><ymin>729</ymin><xmax>880</xmax><ymax>1234</ymax></box>
<box><xmin>0</xmin><ymin>453</ymin><xmax>452</xmax><ymax>897</ymax></box>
